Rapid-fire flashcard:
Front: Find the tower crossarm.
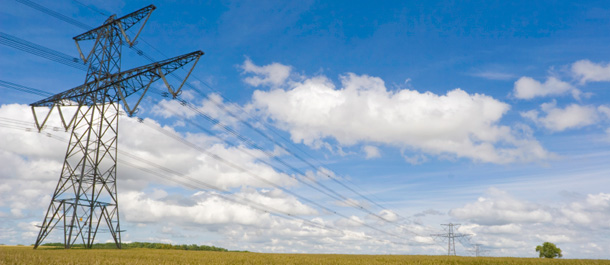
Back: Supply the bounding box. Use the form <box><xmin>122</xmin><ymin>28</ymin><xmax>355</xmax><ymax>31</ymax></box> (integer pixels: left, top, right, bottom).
<box><xmin>74</xmin><ymin>4</ymin><xmax>155</xmax><ymax>42</ymax></box>
<box><xmin>74</xmin><ymin>4</ymin><xmax>156</xmax><ymax>62</ymax></box>
<box><xmin>30</xmin><ymin>50</ymin><xmax>203</xmax><ymax>108</ymax></box>
<box><xmin>29</xmin><ymin>50</ymin><xmax>203</xmax><ymax>131</ymax></box>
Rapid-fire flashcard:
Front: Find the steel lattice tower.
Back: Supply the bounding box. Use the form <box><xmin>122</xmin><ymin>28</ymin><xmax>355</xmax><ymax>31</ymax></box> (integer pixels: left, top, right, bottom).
<box><xmin>431</xmin><ymin>223</ymin><xmax>470</xmax><ymax>256</ymax></box>
<box><xmin>30</xmin><ymin>5</ymin><xmax>202</xmax><ymax>249</ymax></box>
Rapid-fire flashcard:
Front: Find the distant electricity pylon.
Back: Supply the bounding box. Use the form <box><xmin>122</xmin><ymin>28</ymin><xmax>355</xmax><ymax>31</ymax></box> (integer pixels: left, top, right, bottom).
<box><xmin>473</xmin><ymin>243</ymin><xmax>489</xmax><ymax>257</ymax></box>
<box><xmin>30</xmin><ymin>5</ymin><xmax>203</xmax><ymax>249</ymax></box>
<box><xmin>430</xmin><ymin>223</ymin><xmax>470</xmax><ymax>256</ymax></box>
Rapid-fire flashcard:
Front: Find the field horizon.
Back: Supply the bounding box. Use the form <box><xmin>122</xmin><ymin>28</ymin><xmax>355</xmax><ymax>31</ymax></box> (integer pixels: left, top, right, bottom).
<box><xmin>2</xmin><ymin>245</ymin><xmax>610</xmax><ymax>265</ymax></box>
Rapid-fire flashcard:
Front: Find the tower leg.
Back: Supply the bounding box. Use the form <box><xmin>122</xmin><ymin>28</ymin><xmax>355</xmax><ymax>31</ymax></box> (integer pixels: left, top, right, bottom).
<box><xmin>34</xmin><ymin>102</ymin><xmax>121</xmax><ymax>249</ymax></box>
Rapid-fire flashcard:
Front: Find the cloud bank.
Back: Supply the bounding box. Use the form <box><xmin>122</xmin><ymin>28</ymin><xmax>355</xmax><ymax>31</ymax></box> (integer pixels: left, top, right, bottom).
<box><xmin>242</xmin><ymin>60</ymin><xmax>551</xmax><ymax>164</ymax></box>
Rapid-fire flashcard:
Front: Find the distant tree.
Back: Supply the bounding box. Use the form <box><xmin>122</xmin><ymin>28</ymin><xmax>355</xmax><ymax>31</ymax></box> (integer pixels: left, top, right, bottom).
<box><xmin>536</xmin><ymin>242</ymin><xmax>562</xmax><ymax>258</ymax></box>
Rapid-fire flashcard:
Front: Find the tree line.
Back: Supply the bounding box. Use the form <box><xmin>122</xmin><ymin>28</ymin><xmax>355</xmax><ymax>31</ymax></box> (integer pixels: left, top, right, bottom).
<box><xmin>41</xmin><ymin>242</ymin><xmax>231</xmax><ymax>252</ymax></box>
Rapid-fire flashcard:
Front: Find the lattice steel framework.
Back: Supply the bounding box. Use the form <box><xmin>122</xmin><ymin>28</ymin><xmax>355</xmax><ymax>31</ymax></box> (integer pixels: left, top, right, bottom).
<box><xmin>31</xmin><ymin>5</ymin><xmax>203</xmax><ymax>249</ymax></box>
<box><xmin>431</xmin><ymin>223</ymin><xmax>470</xmax><ymax>256</ymax></box>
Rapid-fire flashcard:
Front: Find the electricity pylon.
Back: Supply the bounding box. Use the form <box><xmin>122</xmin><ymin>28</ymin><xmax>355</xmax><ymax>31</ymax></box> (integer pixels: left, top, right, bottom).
<box><xmin>473</xmin><ymin>243</ymin><xmax>489</xmax><ymax>257</ymax></box>
<box><xmin>30</xmin><ymin>5</ymin><xmax>203</xmax><ymax>249</ymax></box>
<box><xmin>430</xmin><ymin>223</ymin><xmax>470</xmax><ymax>256</ymax></box>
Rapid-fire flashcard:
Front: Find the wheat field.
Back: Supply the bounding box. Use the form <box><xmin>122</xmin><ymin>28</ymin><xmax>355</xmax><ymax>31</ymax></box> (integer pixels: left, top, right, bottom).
<box><xmin>1</xmin><ymin>246</ymin><xmax>609</xmax><ymax>265</ymax></box>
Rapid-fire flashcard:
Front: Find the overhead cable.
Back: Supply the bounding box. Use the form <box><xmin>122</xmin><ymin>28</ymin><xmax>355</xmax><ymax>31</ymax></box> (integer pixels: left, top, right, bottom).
<box><xmin>12</xmin><ymin>0</ymin><xmax>423</xmax><ymax>240</ymax></box>
<box><xmin>0</xmin><ymin>32</ymin><xmax>88</xmax><ymax>71</ymax></box>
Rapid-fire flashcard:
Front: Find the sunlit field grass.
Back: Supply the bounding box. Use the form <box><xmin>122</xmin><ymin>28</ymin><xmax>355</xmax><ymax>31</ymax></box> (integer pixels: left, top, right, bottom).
<box><xmin>1</xmin><ymin>246</ymin><xmax>609</xmax><ymax>265</ymax></box>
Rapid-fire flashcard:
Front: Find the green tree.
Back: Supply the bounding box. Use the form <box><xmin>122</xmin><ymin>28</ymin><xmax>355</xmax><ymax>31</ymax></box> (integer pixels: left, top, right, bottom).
<box><xmin>536</xmin><ymin>242</ymin><xmax>563</xmax><ymax>258</ymax></box>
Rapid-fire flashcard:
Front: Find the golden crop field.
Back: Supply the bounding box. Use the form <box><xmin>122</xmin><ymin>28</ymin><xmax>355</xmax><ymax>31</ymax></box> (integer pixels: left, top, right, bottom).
<box><xmin>1</xmin><ymin>246</ymin><xmax>609</xmax><ymax>265</ymax></box>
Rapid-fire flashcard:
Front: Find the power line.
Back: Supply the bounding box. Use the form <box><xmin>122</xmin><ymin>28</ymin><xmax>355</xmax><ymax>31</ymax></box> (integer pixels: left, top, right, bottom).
<box><xmin>0</xmin><ymin>119</ymin><xmax>347</xmax><ymax>239</ymax></box>
<box><xmin>134</xmin><ymin>115</ymin><xmax>412</xmax><ymax>241</ymax></box>
<box><xmin>0</xmin><ymin>32</ymin><xmax>87</xmax><ymax>71</ymax></box>
<box><xmin>164</xmin><ymin>93</ymin><xmax>405</xmax><ymax>226</ymax></box>
<box><xmin>10</xmin><ymin>82</ymin><xmax>432</xmax><ymax>247</ymax></box>
<box><xmin>12</xmin><ymin>0</ymin><xmax>402</xmax><ymax>227</ymax></box>
<box><xmin>16</xmin><ymin>0</ymin><xmax>92</xmax><ymax>30</ymax></box>
<box><xmin>0</xmin><ymin>118</ymin><xmax>326</xmax><ymax>232</ymax></box>
<box><xmin>0</xmin><ymin>28</ymin><xmax>411</xmax><ymax>237</ymax></box>
<box><xmin>87</xmin><ymin>2</ymin><xmax>400</xmax><ymax>220</ymax></box>
<box><xmin>164</xmin><ymin>57</ymin><xmax>411</xmax><ymax>227</ymax></box>
<box><xmin>0</xmin><ymin>116</ymin><xmax>424</xmax><ymax>248</ymax></box>
<box><xmin>71</xmin><ymin>0</ymin><xmax>110</xmax><ymax>17</ymax></box>
<box><xmin>107</xmin><ymin>158</ymin><xmax>422</xmax><ymax>248</ymax></box>
<box><xmin>0</xmin><ymin>79</ymin><xmax>54</xmax><ymax>97</ymax></box>
<box><xmin>166</xmin><ymin>69</ymin><xmax>400</xmax><ymax>219</ymax></box>
<box><xmin>144</xmin><ymin>95</ymin><xmax>436</xmax><ymax>243</ymax></box>
<box><xmin>8</xmin><ymin>0</ymin><xmax>432</xmax><ymax>243</ymax></box>
<box><xmin>146</xmin><ymin>89</ymin><xmax>413</xmax><ymax>234</ymax></box>
<box><xmin>122</xmin><ymin>117</ymin><xmax>436</xmax><ymax>246</ymax></box>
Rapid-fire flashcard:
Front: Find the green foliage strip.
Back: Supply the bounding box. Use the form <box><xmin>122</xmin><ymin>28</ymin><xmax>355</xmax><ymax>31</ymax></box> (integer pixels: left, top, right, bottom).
<box><xmin>40</xmin><ymin>242</ymin><xmax>229</xmax><ymax>252</ymax></box>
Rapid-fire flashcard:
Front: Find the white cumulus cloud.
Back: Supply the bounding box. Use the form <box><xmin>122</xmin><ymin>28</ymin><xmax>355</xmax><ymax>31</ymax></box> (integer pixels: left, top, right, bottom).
<box><xmin>451</xmin><ymin>189</ymin><xmax>610</xmax><ymax>257</ymax></box>
<box><xmin>244</xmin><ymin>60</ymin><xmax>551</xmax><ymax>164</ymax></box>
<box><xmin>450</xmin><ymin>188</ymin><xmax>553</xmax><ymax>225</ymax></box>
<box><xmin>122</xmin><ymin>188</ymin><xmax>317</xmax><ymax>226</ymax></box>
<box><xmin>241</xmin><ymin>58</ymin><xmax>292</xmax><ymax>87</ymax></box>
<box><xmin>513</xmin><ymin>76</ymin><xmax>577</xmax><ymax>99</ymax></box>
<box><xmin>598</xmin><ymin>105</ymin><xmax>610</xmax><ymax>119</ymax></box>
<box><xmin>363</xmin><ymin>145</ymin><xmax>381</xmax><ymax>159</ymax></box>
<box><xmin>572</xmin><ymin>60</ymin><xmax>610</xmax><ymax>84</ymax></box>
<box><xmin>560</xmin><ymin>192</ymin><xmax>610</xmax><ymax>228</ymax></box>
<box><xmin>0</xmin><ymin>103</ymin><xmax>307</xmax><ymax>235</ymax></box>
<box><xmin>521</xmin><ymin>101</ymin><xmax>599</xmax><ymax>132</ymax></box>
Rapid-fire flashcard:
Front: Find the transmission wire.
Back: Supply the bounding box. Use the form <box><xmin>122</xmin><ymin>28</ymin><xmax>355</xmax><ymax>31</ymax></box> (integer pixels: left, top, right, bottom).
<box><xmin>12</xmin><ymin>0</ymin><xmax>396</xmax><ymax>223</ymax></box>
<box><xmin>0</xmin><ymin>79</ymin><xmax>54</xmax><ymax>97</ymax></box>
<box><xmin>0</xmin><ymin>116</ymin><xmax>425</xmax><ymax>248</ymax></box>
<box><xmin>0</xmin><ymin>32</ymin><xmax>88</xmax><ymax>71</ymax></box>
<box><xmin>10</xmin><ymin>0</ymin><xmax>427</xmax><ymax>240</ymax></box>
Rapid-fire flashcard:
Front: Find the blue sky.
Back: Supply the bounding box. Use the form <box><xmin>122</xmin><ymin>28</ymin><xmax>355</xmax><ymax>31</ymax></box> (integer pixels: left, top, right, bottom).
<box><xmin>1</xmin><ymin>0</ymin><xmax>610</xmax><ymax>258</ymax></box>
